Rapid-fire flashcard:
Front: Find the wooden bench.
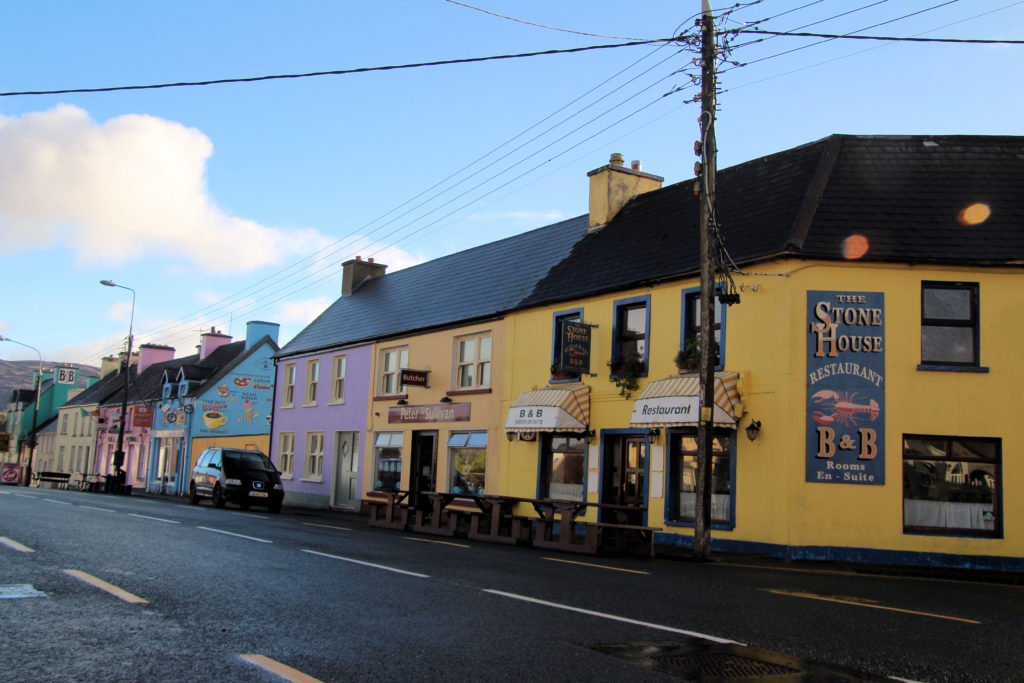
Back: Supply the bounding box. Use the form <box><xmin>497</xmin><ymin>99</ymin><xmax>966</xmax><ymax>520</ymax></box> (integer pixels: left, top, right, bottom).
<box><xmin>366</xmin><ymin>491</ymin><xmax>410</xmax><ymax>530</ymax></box>
<box><xmin>32</xmin><ymin>471</ymin><xmax>70</xmax><ymax>490</ymax></box>
<box><xmin>591</xmin><ymin>522</ymin><xmax>662</xmax><ymax>558</ymax></box>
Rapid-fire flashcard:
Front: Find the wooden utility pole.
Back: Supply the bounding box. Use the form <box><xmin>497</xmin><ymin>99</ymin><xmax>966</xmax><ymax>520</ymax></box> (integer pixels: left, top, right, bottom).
<box><xmin>694</xmin><ymin>0</ymin><xmax>718</xmax><ymax>560</ymax></box>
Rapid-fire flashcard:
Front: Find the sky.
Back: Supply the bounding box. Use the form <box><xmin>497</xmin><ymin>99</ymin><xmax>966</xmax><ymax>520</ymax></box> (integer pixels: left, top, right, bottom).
<box><xmin>1</xmin><ymin>0</ymin><xmax>1022</xmax><ymax>365</ymax></box>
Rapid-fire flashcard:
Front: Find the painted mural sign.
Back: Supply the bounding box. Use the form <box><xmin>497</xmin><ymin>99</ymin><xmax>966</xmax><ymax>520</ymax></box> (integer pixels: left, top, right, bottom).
<box><xmin>559</xmin><ymin>321</ymin><xmax>592</xmax><ymax>375</ymax></box>
<box><xmin>806</xmin><ymin>291</ymin><xmax>885</xmax><ymax>484</ymax></box>
<box><xmin>156</xmin><ymin>358</ymin><xmax>276</xmax><ymax>435</ymax></box>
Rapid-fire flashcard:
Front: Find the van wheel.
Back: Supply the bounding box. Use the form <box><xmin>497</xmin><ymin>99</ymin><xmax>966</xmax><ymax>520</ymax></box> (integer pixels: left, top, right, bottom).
<box><xmin>188</xmin><ymin>482</ymin><xmax>199</xmax><ymax>505</ymax></box>
<box><xmin>212</xmin><ymin>485</ymin><xmax>226</xmax><ymax>508</ymax></box>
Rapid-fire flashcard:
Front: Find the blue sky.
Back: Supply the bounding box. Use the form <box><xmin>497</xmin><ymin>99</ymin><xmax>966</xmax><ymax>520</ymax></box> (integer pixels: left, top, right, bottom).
<box><xmin>1</xmin><ymin>1</ymin><xmax>1022</xmax><ymax>364</ymax></box>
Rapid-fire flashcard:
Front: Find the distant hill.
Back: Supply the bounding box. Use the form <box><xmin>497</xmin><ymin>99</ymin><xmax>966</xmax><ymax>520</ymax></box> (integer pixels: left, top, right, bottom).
<box><xmin>0</xmin><ymin>359</ymin><xmax>100</xmax><ymax>411</ymax></box>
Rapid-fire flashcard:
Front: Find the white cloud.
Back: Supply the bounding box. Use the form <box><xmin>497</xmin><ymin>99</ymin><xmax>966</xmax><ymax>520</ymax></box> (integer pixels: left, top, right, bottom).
<box><xmin>466</xmin><ymin>209</ymin><xmax>568</xmax><ymax>224</ymax></box>
<box><xmin>0</xmin><ymin>105</ymin><xmax>328</xmax><ymax>274</ymax></box>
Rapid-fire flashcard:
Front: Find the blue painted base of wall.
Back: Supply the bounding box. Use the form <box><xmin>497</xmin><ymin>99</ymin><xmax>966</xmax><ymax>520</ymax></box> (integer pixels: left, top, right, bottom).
<box><xmin>654</xmin><ymin>532</ymin><xmax>1024</xmax><ymax>574</ymax></box>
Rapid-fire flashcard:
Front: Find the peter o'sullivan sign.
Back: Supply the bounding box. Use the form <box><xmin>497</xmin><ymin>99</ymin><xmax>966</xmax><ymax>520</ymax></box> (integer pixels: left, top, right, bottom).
<box><xmin>806</xmin><ymin>291</ymin><xmax>885</xmax><ymax>485</ymax></box>
<box><xmin>388</xmin><ymin>402</ymin><xmax>470</xmax><ymax>423</ymax></box>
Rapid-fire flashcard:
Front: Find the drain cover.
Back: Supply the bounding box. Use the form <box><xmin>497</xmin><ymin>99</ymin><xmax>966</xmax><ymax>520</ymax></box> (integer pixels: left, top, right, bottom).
<box><xmin>0</xmin><ymin>584</ymin><xmax>48</xmax><ymax>599</ymax></box>
<box><xmin>587</xmin><ymin>640</ymin><xmax>883</xmax><ymax>681</ymax></box>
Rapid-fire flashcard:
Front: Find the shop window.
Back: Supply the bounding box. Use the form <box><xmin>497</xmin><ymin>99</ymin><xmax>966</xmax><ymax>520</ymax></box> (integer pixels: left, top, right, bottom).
<box><xmin>540</xmin><ymin>434</ymin><xmax>586</xmax><ymax>501</ymax></box>
<box><xmin>378</xmin><ymin>347</ymin><xmax>409</xmax><ymax>396</ymax></box>
<box><xmin>331</xmin><ymin>355</ymin><xmax>347</xmax><ymax>403</ymax></box>
<box><xmin>551</xmin><ymin>309</ymin><xmax>583</xmax><ymax>381</ymax></box>
<box><xmin>304</xmin><ymin>431</ymin><xmax>324</xmax><ymax>479</ymax></box>
<box><xmin>277</xmin><ymin>432</ymin><xmax>294</xmax><ymax>477</ymax></box>
<box><xmin>611</xmin><ymin>297</ymin><xmax>649</xmax><ymax>376</ymax></box>
<box><xmin>305</xmin><ymin>359</ymin><xmax>320</xmax><ymax>405</ymax></box>
<box><xmin>282</xmin><ymin>363</ymin><xmax>296</xmax><ymax>407</ymax></box>
<box><xmin>903</xmin><ymin>435</ymin><xmax>1000</xmax><ymax>538</ymax></box>
<box><xmin>921</xmin><ymin>282</ymin><xmax>979</xmax><ymax>366</ymax></box>
<box><xmin>670</xmin><ymin>432</ymin><xmax>733</xmax><ymax>525</ymax></box>
<box><xmin>453</xmin><ymin>333</ymin><xmax>491</xmax><ymax>390</ymax></box>
<box><xmin>682</xmin><ymin>288</ymin><xmax>724</xmax><ymax>369</ymax></box>
<box><xmin>449</xmin><ymin>431</ymin><xmax>487</xmax><ymax>495</ymax></box>
<box><xmin>374</xmin><ymin>432</ymin><xmax>404</xmax><ymax>491</ymax></box>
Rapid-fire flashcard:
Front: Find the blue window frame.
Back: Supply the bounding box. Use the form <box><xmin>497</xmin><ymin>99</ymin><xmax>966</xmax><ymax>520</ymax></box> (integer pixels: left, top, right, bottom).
<box><xmin>665</xmin><ymin>428</ymin><xmax>736</xmax><ymax>530</ymax></box>
<box><xmin>610</xmin><ymin>295</ymin><xmax>650</xmax><ymax>377</ymax></box>
<box><xmin>680</xmin><ymin>286</ymin><xmax>726</xmax><ymax>370</ymax></box>
<box><xmin>550</xmin><ymin>308</ymin><xmax>584</xmax><ymax>382</ymax></box>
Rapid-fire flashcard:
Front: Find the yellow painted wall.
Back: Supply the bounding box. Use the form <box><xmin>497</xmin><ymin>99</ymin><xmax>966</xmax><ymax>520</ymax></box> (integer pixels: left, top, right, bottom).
<box><xmin>502</xmin><ymin>259</ymin><xmax>1024</xmax><ymax>560</ymax></box>
<box><xmin>360</xmin><ymin>319</ymin><xmax>507</xmax><ymax>496</ymax></box>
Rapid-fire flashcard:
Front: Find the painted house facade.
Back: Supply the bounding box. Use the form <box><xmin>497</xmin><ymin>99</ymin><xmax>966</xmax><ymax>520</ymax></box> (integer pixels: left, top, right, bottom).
<box><xmin>501</xmin><ymin>135</ymin><xmax>1024</xmax><ymax>571</ymax></box>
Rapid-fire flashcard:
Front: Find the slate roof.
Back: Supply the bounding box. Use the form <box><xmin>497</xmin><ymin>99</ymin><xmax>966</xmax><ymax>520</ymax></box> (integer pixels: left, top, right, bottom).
<box><xmin>62</xmin><ymin>370</ymin><xmax>130</xmax><ymax>407</ymax></box>
<box><xmin>278</xmin><ymin>215</ymin><xmax>589</xmax><ymax>357</ymax></box>
<box><xmin>522</xmin><ymin>134</ymin><xmax>1024</xmax><ymax>307</ymax></box>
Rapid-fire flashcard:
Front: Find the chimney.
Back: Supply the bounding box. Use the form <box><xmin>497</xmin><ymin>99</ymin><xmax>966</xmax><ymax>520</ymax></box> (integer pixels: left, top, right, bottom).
<box><xmin>101</xmin><ymin>355</ymin><xmax>121</xmax><ymax>378</ymax></box>
<box><xmin>342</xmin><ymin>255</ymin><xmax>388</xmax><ymax>296</ymax></box>
<box><xmin>245</xmin><ymin>320</ymin><xmax>280</xmax><ymax>349</ymax></box>
<box><xmin>198</xmin><ymin>328</ymin><xmax>232</xmax><ymax>360</ymax></box>
<box><xmin>587</xmin><ymin>152</ymin><xmax>663</xmax><ymax>232</ymax></box>
<box><xmin>137</xmin><ymin>344</ymin><xmax>174</xmax><ymax>374</ymax></box>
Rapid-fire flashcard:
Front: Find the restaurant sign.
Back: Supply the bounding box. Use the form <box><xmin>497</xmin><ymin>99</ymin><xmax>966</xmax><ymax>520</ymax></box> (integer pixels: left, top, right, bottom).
<box><xmin>388</xmin><ymin>402</ymin><xmax>470</xmax><ymax>423</ymax></box>
<box><xmin>400</xmin><ymin>369</ymin><xmax>430</xmax><ymax>387</ymax></box>
<box><xmin>806</xmin><ymin>291</ymin><xmax>885</xmax><ymax>485</ymax></box>
<box><xmin>559</xmin><ymin>321</ymin><xmax>592</xmax><ymax>375</ymax></box>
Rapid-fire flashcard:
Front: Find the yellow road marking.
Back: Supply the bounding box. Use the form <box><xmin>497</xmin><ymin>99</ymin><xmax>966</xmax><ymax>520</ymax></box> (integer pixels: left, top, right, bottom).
<box><xmin>240</xmin><ymin>654</ymin><xmax>324</xmax><ymax>683</ymax></box>
<box><xmin>63</xmin><ymin>570</ymin><xmax>148</xmax><ymax>604</ymax></box>
<box><xmin>404</xmin><ymin>536</ymin><xmax>471</xmax><ymax>548</ymax></box>
<box><xmin>543</xmin><ymin>557</ymin><xmax>651</xmax><ymax>575</ymax></box>
<box><xmin>302</xmin><ymin>522</ymin><xmax>352</xmax><ymax>531</ymax></box>
<box><xmin>0</xmin><ymin>536</ymin><xmax>34</xmax><ymax>552</ymax></box>
<box><xmin>763</xmin><ymin>588</ymin><xmax>980</xmax><ymax>624</ymax></box>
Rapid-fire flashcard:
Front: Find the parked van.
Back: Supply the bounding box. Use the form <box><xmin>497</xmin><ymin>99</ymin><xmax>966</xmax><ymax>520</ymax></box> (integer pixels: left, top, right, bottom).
<box><xmin>189</xmin><ymin>447</ymin><xmax>284</xmax><ymax>513</ymax></box>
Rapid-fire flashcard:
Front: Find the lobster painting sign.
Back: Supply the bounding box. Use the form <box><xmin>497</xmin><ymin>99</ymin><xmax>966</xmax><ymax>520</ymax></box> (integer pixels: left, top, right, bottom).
<box><xmin>806</xmin><ymin>291</ymin><xmax>885</xmax><ymax>485</ymax></box>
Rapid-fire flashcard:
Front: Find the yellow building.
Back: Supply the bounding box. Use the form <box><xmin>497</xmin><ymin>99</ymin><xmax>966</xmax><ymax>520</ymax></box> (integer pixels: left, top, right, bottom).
<box><xmin>501</xmin><ymin>136</ymin><xmax>1024</xmax><ymax>571</ymax></box>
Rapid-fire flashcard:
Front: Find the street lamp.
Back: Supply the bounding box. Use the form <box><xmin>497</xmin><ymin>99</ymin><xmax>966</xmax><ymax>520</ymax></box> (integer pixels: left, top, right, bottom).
<box><xmin>100</xmin><ymin>280</ymin><xmax>135</xmax><ymax>483</ymax></box>
<box><xmin>0</xmin><ymin>335</ymin><xmax>43</xmax><ymax>486</ymax></box>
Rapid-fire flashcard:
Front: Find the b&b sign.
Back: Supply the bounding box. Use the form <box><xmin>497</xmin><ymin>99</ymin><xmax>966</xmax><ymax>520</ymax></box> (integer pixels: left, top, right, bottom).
<box><xmin>56</xmin><ymin>367</ymin><xmax>77</xmax><ymax>385</ymax></box>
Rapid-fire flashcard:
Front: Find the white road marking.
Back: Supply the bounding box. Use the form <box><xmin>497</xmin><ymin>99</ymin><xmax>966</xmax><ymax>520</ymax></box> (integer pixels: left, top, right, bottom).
<box><xmin>482</xmin><ymin>589</ymin><xmax>742</xmax><ymax>645</ymax></box>
<box><xmin>81</xmin><ymin>505</ymin><xmax>115</xmax><ymax>513</ymax></box>
<box><xmin>42</xmin><ymin>498</ymin><xmax>72</xmax><ymax>505</ymax></box>
<box><xmin>129</xmin><ymin>513</ymin><xmax>180</xmax><ymax>524</ymax></box>
<box><xmin>198</xmin><ymin>526</ymin><xmax>271</xmax><ymax>543</ymax></box>
<box><xmin>301</xmin><ymin>549</ymin><xmax>429</xmax><ymax>578</ymax></box>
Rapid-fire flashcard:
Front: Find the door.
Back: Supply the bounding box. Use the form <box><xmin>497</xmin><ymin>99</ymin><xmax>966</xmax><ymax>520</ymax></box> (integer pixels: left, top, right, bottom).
<box><xmin>332</xmin><ymin>431</ymin><xmax>359</xmax><ymax>510</ymax></box>
<box><xmin>409</xmin><ymin>431</ymin><xmax>438</xmax><ymax>513</ymax></box>
<box><xmin>601</xmin><ymin>435</ymin><xmax>648</xmax><ymax>523</ymax></box>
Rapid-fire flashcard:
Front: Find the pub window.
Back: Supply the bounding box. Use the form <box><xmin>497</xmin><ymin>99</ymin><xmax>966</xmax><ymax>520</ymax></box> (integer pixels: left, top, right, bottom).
<box><xmin>903</xmin><ymin>435</ymin><xmax>1000</xmax><ymax>538</ymax></box>
<box><xmin>305</xmin><ymin>359</ymin><xmax>320</xmax><ymax>405</ymax></box>
<box><xmin>277</xmin><ymin>432</ymin><xmax>294</xmax><ymax>477</ymax></box>
<box><xmin>304</xmin><ymin>431</ymin><xmax>324</xmax><ymax>480</ymax></box>
<box><xmin>551</xmin><ymin>309</ymin><xmax>583</xmax><ymax>381</ymax></box>
<box><xmin>670</xmin><ymin>431</ymin><xmax>733</xmax><ymax>526</ymax></box>
<box><xmin>682</xmin><ymin>288</ymin><xmax>724</xmax><ymax>369</ymax></box>
<box><xmin>539</xmin><ymin>434</ymin><xmax>586</xmax><ymax>501</ymax></box>
<box><xmin>282</xmin><ymin>363</ymin><xmax>296</xmax><ymax>407</ymax></box>
<box><xmin>378</xmin><ymin>346</ymin><xmax>409</xmax><ymax>396</ymax></box>
<box><xmin>611</xmin><ymin>297</ymin><xmax>649</xmax><ymax>376</ymax></box>
<box><xmin>449</xmin><ymin>431</ymin><xmax>487</xmax><ymax>495</ymax></box>
<box><xmin>454</xmin><ymin>333</ymin><xmax>491</xmax><ymax>389</ymax></box>
<box><xmin>374</xmin><ymin>432</ymin><xmax>404</xmax><ymax>491</ymax></box>
<box><xmin>921</xmin><ymin>281</ymin><xmax>979</xmax><ymax>366</ymax></box>
<box><xmin>330</xmin><ymin>355</ymin><xmax>347</xmax><ymax>403</ymax></box>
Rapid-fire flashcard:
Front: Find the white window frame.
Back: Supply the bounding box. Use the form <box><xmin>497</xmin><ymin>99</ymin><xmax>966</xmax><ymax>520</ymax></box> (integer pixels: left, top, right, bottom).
<box><xmin>283</xmin><ymin>363</ymin><xmax>296</xmax><ymax>407</ymax></box>
<box><xmin>378</xmin><ymin>346</ymin><xmax>409</xmax><ymax>396</ymax></box>
<box><xmin>278</xmin><ymin>432</ymin><xmax>295</xmax><ymax>477</ymax></box>
<box><xmin>453</xmin><ymin>332</ymin><xmax>492</xmax><ymax>390</ymax></box>
<box><xmin>305</xmin><ymin>359</ymin><xmax>320</xmax><ymax>406</ymax></box>
<box><xmin>304</xmin><ymin>431</ymin><xmax>324</xmax><ymax>481</ymax></box>
<box><xmin>330</xmin><ymin>355</ymin><xmax>347</xmax><ymax>403</ymax></box>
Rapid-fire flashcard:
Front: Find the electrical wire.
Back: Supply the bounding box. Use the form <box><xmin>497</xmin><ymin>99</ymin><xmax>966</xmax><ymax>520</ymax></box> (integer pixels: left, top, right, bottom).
<box><xmin>442</xmin><ymin>0</ymin><xmax>646</xmax><ymax>40</ymax></box>
<box><xmin>737</xmin><ymin>29</ymin><xmax>1024</xmax><ymax>44</ymax></box>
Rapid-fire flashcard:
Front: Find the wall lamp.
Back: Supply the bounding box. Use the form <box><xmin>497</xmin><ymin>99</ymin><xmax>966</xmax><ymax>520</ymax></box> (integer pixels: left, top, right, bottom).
<box><xmin>439</xmin><ymin>396</ymin><xmax>453</xmax><ymax>403</ymax></box>
<box><xmin>647</xmin><ymin>427</ymin><xmax>661</xmax><ymax>441</ymax></box>
<box><xmin>746</xmin><ymin>419</ymin><xmax>762</xmax><ymax>442</ymax></box>
<box><xmin>395</xmin><ymin>399</ymin><xmax>408</xmax><ymax>405</ymax></box>
<box><xmin>582</xmin><ymin>429</ymin><xmax>596</xmax><ymax>444</ymax></box>
<box><xmin>506</xmin><ymin>431</ymin><xmax>517</xmax><ymax>442</ymax></box>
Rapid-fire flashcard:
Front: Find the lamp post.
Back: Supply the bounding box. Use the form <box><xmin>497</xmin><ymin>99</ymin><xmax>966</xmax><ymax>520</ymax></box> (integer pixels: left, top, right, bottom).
<box><xmin>100</xmin><ymin>280</ymin><xmax>135</xmax><ymax>483</ymax></box>
<box><xmin>0</xmin><ymin>335</ymin><xmax>43</xmax><ymax>486</ymax></box>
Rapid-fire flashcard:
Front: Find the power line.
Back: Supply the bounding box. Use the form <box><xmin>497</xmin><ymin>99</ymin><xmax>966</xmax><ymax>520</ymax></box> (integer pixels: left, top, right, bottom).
<box><xmin>0</xmin><ymin>39</ymin><xmax>677</xmax><ymax>97</ymax></box>
<box><xmin>738</xmin><ymin>29</ymin><xmax>1024</xmax><ymax>44</ymax></box>
<box><xmin>442</xmin><ymin>0</ymin><xmax>646</xmax><ymax>40</ymax></box>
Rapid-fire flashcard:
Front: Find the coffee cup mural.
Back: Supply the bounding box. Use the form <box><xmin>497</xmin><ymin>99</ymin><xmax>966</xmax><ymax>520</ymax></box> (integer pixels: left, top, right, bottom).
<box><xmin>204</xmin><ymin>411</ymin><xmax>228</xmax><ymax>430</ymax></box>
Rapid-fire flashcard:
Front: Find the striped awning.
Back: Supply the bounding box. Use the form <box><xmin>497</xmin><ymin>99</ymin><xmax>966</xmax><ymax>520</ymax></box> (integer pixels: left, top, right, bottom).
<box><xmin>630</xmin><ymin>371</ymin><xmax>742</xmax><ymax>429</ymax></box>
<box><xmin>505</xmin><ymin>384</ymin><xmax>591</xmax><ymax>433</ymax></box>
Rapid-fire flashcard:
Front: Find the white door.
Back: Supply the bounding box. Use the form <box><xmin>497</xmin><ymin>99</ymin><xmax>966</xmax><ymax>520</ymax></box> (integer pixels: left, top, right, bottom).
<box><xmin>332</xmin><ymin>431</ymin><xmax>359</xmax><ymax>510</ymax></box>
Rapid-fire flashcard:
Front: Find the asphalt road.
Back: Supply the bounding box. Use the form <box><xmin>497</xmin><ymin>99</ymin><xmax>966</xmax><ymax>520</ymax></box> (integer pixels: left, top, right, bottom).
<box><xmin>2</xmin><ymin>486</ymin><xmax>1021</xmax><ymax>682</ymax></box>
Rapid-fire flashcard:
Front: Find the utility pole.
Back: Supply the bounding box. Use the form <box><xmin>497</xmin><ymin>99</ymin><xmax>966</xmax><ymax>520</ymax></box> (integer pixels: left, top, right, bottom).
<box><xmin>694</xmin><ymin>0</ymin><xmax>718</xmax><ymax>561</ymax></box>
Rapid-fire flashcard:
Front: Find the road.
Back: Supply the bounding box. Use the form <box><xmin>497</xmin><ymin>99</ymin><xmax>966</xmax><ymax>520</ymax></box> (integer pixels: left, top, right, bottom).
<box><xmin>2</xmin><ymin>486</ymin><xmax>1021</xmax><ymax>682</ymax></box>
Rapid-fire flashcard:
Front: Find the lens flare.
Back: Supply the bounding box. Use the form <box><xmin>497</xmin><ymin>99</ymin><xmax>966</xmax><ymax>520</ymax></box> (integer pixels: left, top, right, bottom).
<box><xmin>958</xmin><ymin>203</ymin><xmax>991</xmax><ymax>226</ymax></box>
<box><xmin>843</xmin><ymin>234</ymin><xmax>869</xmax><ymax>260</ymax></box>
